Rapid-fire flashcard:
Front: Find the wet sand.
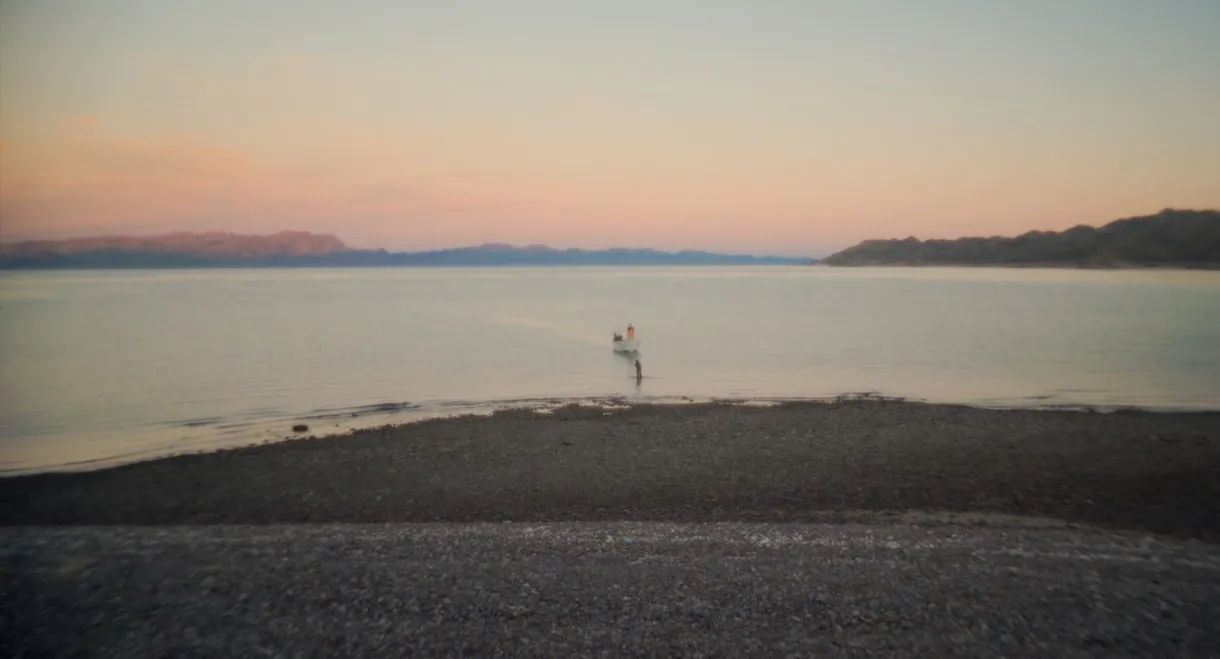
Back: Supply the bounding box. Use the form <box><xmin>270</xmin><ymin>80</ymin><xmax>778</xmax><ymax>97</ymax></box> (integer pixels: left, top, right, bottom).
<box><xmin>2</xmin><ymin>399</ymin><xmax>1218</xmax><ymax>541</ymax></box>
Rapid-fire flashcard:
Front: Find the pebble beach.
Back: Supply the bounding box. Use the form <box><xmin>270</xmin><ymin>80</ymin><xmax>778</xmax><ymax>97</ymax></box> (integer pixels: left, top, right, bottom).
<box><xmin>3</xmin><ymin>399</ymin><xmax>1217</xmax><ymax>539</ymax></box>
<box><xmin>5</xmin><ymin>399</ymin><xmax>1220</xmax><ymax>657</ymax></box>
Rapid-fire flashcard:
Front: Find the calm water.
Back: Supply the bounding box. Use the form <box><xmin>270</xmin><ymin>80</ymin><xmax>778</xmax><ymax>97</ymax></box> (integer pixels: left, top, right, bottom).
<box><xmin>2</xmin><ymin>266</ymin><xmax>1219</xmax><ymax>473</ymax></box>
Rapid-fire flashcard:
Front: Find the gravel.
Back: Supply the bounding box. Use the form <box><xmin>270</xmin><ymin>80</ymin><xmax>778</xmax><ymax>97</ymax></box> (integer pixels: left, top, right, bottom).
<box><xmin>2</xmin><ymin>400</ymin><xmax>1218</xmax><ymax>541</ymax></box>
<box><xmin>5</xmin><ymin>400</ymin><xmax>1219</xmax><ymax>657</ymax></box>
<box><xmin>4</xmin><ymin>522</ymin><xmax>1219</xmax><ymax>658</ymax></box>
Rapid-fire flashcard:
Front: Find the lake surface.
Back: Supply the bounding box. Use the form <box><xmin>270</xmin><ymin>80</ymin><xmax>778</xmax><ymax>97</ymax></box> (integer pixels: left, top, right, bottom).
<box><xmin>2</xmin><ymin>266</ymin><xmax>1219</xmax><ymax>474</ymax></box>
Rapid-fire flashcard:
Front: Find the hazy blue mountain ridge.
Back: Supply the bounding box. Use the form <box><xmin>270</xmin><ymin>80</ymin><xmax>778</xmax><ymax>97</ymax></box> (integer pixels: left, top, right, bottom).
<box><xmin>0</xmin><ymin>234</ymin><xmax>808</xmax><ymax>268</ymax></box>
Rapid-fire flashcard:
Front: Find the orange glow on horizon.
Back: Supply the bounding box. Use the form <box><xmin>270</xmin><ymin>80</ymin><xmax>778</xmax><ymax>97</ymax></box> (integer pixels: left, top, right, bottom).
<box><xmin>2</xmin><ymin>2</ymin><xmax>1218</xmax><ymax>255</ymax></box>
<box><xmin>2</xmin><ymin>112</ymin><xmax>1217</xmax><ymax>255</ymax></box>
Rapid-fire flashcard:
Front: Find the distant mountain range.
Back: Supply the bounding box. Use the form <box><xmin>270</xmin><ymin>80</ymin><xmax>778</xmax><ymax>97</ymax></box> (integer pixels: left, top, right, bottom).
<box><xmin>0</xmin><ymin>232</ymin><xmax>808</xmax><ymax>269</ymax></box>
<box><xmin>820</xmin><ymin>209</ymin><xmax>1220</xmax><ymax>268</ymax></box>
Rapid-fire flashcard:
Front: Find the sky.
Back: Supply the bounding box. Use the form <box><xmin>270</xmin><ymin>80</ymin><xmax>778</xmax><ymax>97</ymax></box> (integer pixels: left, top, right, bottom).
<box><xmin>1</xmin><ymin>0</ymin><xmax>1218</xmax><ymax>256</ymax></box>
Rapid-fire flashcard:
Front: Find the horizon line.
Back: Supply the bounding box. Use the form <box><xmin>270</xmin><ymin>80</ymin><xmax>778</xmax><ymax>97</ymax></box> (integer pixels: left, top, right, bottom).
<box><xmin>0</xmin><ymin>231</ymin><xmax>818</xmax><ymax>260</ymax></box>
<box><xmin>5</xmin><ymin>206</ymin><xmax>1213</xmax><ymax>258</ymax></box>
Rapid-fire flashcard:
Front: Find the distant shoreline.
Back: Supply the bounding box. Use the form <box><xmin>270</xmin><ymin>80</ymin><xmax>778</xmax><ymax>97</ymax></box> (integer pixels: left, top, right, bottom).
<box><xmin>0</xmin><ymin>261</ymin><xmax>811</xmax><ymax>272</ymax></box>
<box><xmin>810</xmin><ymin>261</ymin><xmax>1220</xmax><ymax>270</ymax></box>
<box><xmin>0</xmin><ymin>235</ymin><xmax>811</xmax><ymax>269</ymax></box>
<box><xmin>3</xmin><ymin>398</ymin><xmax>1217</xmax><ymax>543</ymax></box>
<box><xmin>817</xmin><ymin>209</ymin><xmax>1220</xmax><ymax>268</ymax></box>
<box><xmin>7</xmin><ymin>261</ymin><xmax>1220</xmax><ymax>272</ymax></box>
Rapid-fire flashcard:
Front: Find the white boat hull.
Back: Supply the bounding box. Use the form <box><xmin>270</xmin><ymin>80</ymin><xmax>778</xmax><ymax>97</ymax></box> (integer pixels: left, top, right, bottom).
<box><xmin>613</xmin><ymin>339</ymin><xmax>640</xmax><ymax>353</ymax></box>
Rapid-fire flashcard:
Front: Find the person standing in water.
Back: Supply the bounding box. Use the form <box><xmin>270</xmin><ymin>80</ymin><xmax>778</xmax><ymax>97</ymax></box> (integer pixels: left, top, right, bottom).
<box><xmin>635</xmin><ymin>358</ymin><xmax>642</xmax><ymax>384</ymax></box>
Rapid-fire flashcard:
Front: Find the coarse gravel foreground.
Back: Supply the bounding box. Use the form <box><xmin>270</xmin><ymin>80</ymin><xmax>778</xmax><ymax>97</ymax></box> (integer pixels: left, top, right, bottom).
<box><xmin>4</xmin><ymin>400</ymin><xmax>1219</xmax><ymax>657</ymax></box>
<box><xmin>3</xmin><ymin>522</ymin><xmax>1220</xmax><ymax>658</ymax></box>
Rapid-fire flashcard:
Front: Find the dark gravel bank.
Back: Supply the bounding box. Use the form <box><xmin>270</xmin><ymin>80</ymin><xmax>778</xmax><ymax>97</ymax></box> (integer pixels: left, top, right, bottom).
<box><xmin>2</xmin><ymin>400</ymin><xmax>1218</xmax><ymax>540</ymax></box>
<box><xmin>4</xmin><ymin>523</ymin><xmax>1219</xmax><ymax>658</ymax></box>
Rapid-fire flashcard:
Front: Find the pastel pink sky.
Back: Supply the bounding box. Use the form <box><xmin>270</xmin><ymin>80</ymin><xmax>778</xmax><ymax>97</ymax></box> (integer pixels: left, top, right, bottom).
<box><xmin>2</xmin><ymin>1</ymin><xmax>1218</xmax><ymax>256</ymax></box>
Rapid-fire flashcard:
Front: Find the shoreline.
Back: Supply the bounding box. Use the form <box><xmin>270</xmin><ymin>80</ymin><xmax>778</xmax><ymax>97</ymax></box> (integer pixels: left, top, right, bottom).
<box><xmin>810</xmin><ymin>261</ymin><xmax>1220</xmax><ymax>270</ymax></box>
<box><xmin>5</xmin><ymin>393</ymin><xmax>1219</xmax><ymax>478</ymax></box>
<box><xmin>2</xmin><ymin>399</ymin><xmax>1217</xmax><ymax>542</ymax></box>
<box><xmin>6</xmin><ymin>261</ymin><xmax>1220</xmax><ymax>271</ymax></box>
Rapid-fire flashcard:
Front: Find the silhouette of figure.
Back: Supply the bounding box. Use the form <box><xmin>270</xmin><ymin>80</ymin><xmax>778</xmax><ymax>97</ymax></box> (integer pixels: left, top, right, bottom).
<box><xmin>635</xmin><ymin>359</ymin><xmax>642</xmax><ymax>384</ymax></box>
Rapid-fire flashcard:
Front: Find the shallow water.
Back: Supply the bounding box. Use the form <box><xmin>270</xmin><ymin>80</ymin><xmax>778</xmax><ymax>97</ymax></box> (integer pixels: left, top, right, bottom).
<box><xmin>2</xmin><ymin>265</ymin><xmax>1219</xmax><ymax>473</ymax></box>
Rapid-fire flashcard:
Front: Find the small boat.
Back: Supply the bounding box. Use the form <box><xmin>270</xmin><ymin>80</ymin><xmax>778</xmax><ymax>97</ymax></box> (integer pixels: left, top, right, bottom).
<box><xmin>613</xmin><ymin>338</ymin><xmax>640</xmax><ymax>353</ymax></box>
<box><xmin>613</xmin><ymin>324</ymin><xmax>640</xmax><ymax>353</ymax></box>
